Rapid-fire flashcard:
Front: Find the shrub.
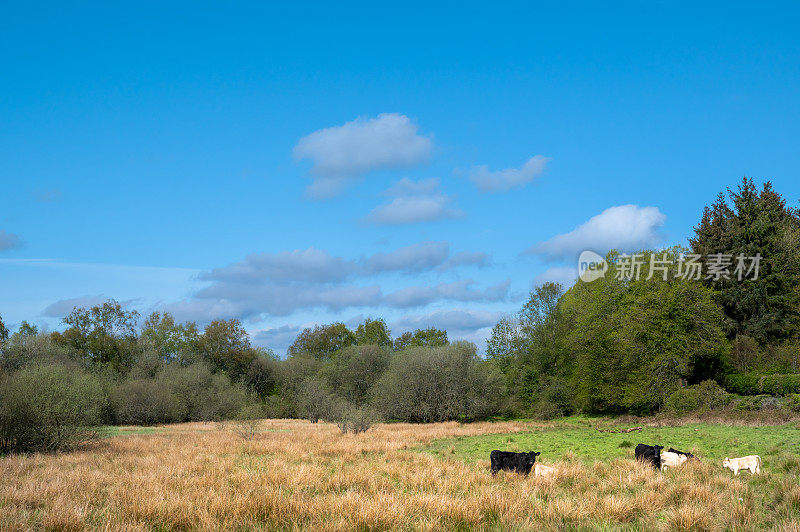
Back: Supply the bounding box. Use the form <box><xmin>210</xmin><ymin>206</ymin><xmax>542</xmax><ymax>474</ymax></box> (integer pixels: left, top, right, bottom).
<box><xmin>664</xmin><ymin>387</ymin><xmax>701</xmax><ymax>415</ymax></box>
<box><xmin>761</xmin><ymin>374</ymin><xmax>800</xmax><ymax>395</ymax></box>
<box><xmin>331</xmin><ymin>401</ymin><xmax>380</xmax><ymax>434</ymax></box>
<box><xmin>156</xmin><ymin>363</ymin><xmax>251</xmax><ymax>422</ymax></box>
<box><xmin>113</xmin><ymin>379</ymin><xmax>180</xmax><ymax>425</ymax></box>
<box><xmin>0</xmin><ymin>334</ymin><xmax>75</xmax><ymax>372</ymax></box>
<box><xmin>724</xmin><ymin>373</ymin><xmax>760</xmax><ymax>395</ymax></box>
<box><xmin>321</xmin><ymin>345</ymin><xmax>391</xmax><ymax>405</ymax></box>
<box><xmin>232</xmin><ymin>403</ymin><xmax>265</xmax><ymax>440</ymax></box>
<box><xmin>533</xmin><ymin>379</ymin><xmax>575</xmax><ymax>419</ymax></box>
<box><xmin>372</xmin><ymin>342</ymin><xmax>502</xmax><ymax>422</ymax></box>
<box><xmin>0</xmin><ymin>364</ymin><xmax>103</xmax><ymax>454</ymax></box>
<box><xmin>295</xmin><ymin>376</ymin><xmax>336</xmax><ymax>423</ymax></box>
<box><xmin>786</xmin><ymin>394</ymin><xmax>800</xmax><ymax>412</ymax></box>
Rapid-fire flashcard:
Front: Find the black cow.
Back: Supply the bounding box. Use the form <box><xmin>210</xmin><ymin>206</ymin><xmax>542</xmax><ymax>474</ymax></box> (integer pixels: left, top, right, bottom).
<box><xmin>634</xmin><ymin>443</ymin><xmax>663</xmax><ymax>470</ymax></box>
<box><xmin>667</xmin><ymin>447</ymin><xmax>698</xmax><ymax>461</ymax></box>
<box><xmin>490</xmin><ymin>450</ymin><xmax>540</xmax><ymax>475</ymax></box>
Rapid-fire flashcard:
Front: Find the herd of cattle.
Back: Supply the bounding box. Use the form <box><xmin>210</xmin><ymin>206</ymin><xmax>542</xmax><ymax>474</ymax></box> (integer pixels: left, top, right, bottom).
<box><xmin>489</xmin><ymin>445</ymin><xmax>762</xmax><ymax>478</ymax></box>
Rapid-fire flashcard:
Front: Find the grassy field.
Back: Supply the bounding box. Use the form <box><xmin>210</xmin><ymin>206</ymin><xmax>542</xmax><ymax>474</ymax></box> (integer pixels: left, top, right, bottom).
<box><xmin>2</xmin><ymin>417</ymin><xmax>800</xmax><ymax>531</ymax></box>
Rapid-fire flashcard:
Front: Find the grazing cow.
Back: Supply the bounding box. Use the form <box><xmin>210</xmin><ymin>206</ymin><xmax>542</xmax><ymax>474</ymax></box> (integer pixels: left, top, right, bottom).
<box><xmin>490</xmin><ymin>450</ymin><xmax>540</xmax><ymax>476</ymax></box>
<box><xmin>634</xmin><ymin>443</ymin><xmax>664</xmax><ymax>470</ymax></box>
<box><xmin>723</xmin><ymin>455</ymin><xmax>761</xmax><ymax>475</ymax></box>
<box><xmin>660</xmin><ymin>451</ymin><xmax>688</xmax><ymax>470</ymax></box>
<box><xmin>667</xmin><ymin>447</ymin><xmax>698</xmax><ymax>461</ymax></box>
<box><xmin>534</xmin><ymin>464</ymin><xmax>557</xmax><ymax>478</ymax></box>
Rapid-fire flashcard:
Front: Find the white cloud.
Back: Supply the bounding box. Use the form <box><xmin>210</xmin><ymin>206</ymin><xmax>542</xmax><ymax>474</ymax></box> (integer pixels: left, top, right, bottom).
<box><xmin>252</xmin><ymin>324</ymin><xmax>305</xmax><ymax>355</ymax></box>
<box><xmin>393</xmin><ymin>309</ymin><xmax>503</xmax><ymax>334</ymax></box>
<box><xmin>202</xmin><ymin>248</ymin><xmax>355</xmax><ymax>284</ymax></box>
<box><xmin>468</xmin><ymin>155</ymin><xmax>550</xmax><ymax>192</ymax></box>
<box><xmin>42</xmin><ymin>295</ymin><xmax>133</xmax><ymax>318</ymax></box>
<box><xmin>0</xmin><ymin>230</ymin><xmax>23</xmax><ymax>251</ymax></box>
<box><xmin>438</xmin><ymin>251</ymin><xmax>489</xmax><ymax>271</ymax></box>
<box><xmin>533</xmin><ymin>266</ymin><xmax>579</xmax><ymax>287</ymax></box>
<box><xmin>392</xmin><ymin>308</ymin><xmax>503</xmax><ymax>350</ymax></box>
<box><xmin>365</xmin><ymin>195</ymin><xmax>463</xmax><ymax>226</ymax></box>
<box><xmin>384</xmin><ymin>279</ymin><xmax>509</xmax><ymax>308</ymax></box>
<box><xmin>383</xmin><ymin>177</ymin><xmax>440</xmax><ymax>196</ymax></box>
<box><xmin>527</xmin><ymin>204</ymin><xmax>666</xmax><ymax>262</ymax></box>
<box><xmin>364</xmin><ymin>177</ymin><xmax>463</xmax><ymax>226</ymax></box>
<box><xmin>294</xmin><ymin>113</ymin><xmax>433</xmax><ymax>198</ymax></box>
<box><xmin>366</xmin><ymin>241</ymin><xmax>450</xmax><ymax>274</ymax></box>
<box><xmin>160</xmin><ymin>241</ymin><xmax>494</xmax><ymax>321</ymax></box>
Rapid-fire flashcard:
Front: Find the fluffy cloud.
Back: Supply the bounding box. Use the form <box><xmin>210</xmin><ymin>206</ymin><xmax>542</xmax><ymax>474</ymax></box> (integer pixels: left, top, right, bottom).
<box><xmin>527</xmin><ymin>205</ymin><xmax>666</xmax><ymax>262</ymax></box>
<box><xmin>392</xmin><ymin>309</ymin><xmax>503</xmax><ymax>335</ymax></box>
<box><xmin>294</xmin><ymin>113</ymin><xmax>433</xmax><ymax>198</ymax></box>
<box><xmin>202</xmin><ymin>248</ymin><xmax>355</xmax><ymax>284</ymax></box>
<box><xmin>0</xmin><ymin>230</ymin><xmax>23</xmax><ymax>251</ymax></box>
<box><xmin>533</xmin><ymin>266</ymin><xmax>579</xmax><ymax>286</ymax></box>
<box><xmin>162</xmin><ymin>241</ymin><xmax>495</xmax><ymax>321</ymax></box>
<box><xmin>438</xmin><ymin>251</ymin><xmax>489</xmax><ymax>271</ymax></box>
<box><xmin>392</xmin><ymin>308</ymin><xmax>503</xmax><ymax>349</ymax></box>
<box><xmin>252</xmin><ymin>324</ymin><xmax>305</xmax><ymax>354</ymax></box>
<box><xmin>384</xmin><ymin>279</ymin><xmax>510</xmax><ymax>308</ymax></box>
<box><xmin>42</xmin><ymin>294</ymin><xmax>128</xmax><ymax>318</ymax></box>
<box><xmin>364</xmin><ymin>178</ymin><xmax>463</xmax><ymax>226</ymax></box>
<box><xmin>468</xmin><ymin>155</ymin><xmax>550</xmax><ymax>192</ymax></box>
<box><xmin>366</xmin><ymin>241</ymin><xmax>451</xmax><ymax>274</ymax></box>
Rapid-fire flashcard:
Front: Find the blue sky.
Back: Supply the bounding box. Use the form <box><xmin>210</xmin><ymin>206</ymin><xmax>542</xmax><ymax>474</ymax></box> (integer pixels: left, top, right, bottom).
<box><xmin>2</xmin><ymin>1</ymin><xmax>799</xmax><ymax>354</ymax></box>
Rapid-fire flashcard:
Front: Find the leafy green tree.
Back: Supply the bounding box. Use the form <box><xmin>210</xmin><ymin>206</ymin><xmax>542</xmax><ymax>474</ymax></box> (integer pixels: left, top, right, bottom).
<box><xmin>140</xmin><ymin>312</ymin><xmax>200</xmax><ymax>365</ymax></box>
<box><xmin>321</xmin><ymin>344</ymin><xmax>391</xmax><ymax>404</ymax></box>
<box><xmin>16</xmin><ymin>321</ymin><xmax>38</xmax><ymax>337</ymax></box>
<box><xmin>563</xmin><ymin>250</ymin><xmax>729</xmax><ymax>414</ymax></box>
<box><xmin>287</xmin><ymin>322</ymin><xmax>356</xmax><ymax>360</ymax></box>
<box><xmin>354</xmin><ymin>318</ymin><xmax>392</xmax><ymax>347</ymax></box>
<box><xmin>200</xmin><ymin>319</ymin><xmax>256</xmax><ymax>381</ymax></box>
<box><xmin>372</xmin><ymin>342</ymin><xmax>501</xmax><ymax>422</ymax></box>
<box><xmin>393</xmin><ymin>327</ymin><xmax>449</xmax><ymax>350</ymax></box>
<box><xmin>58</xmin><ymin>300</ymin><xmax>140</xmax><ymax>371</ymax></box>
<box><xmin>691</xmin><ymin>178</ymin><xmax>800</xmax><ymax>344</ymax></box>
<box><xmin>244</xmin><ymin>348</ymin><xmax>279</xmax><ymax>397</ymax></box>
<box><xmin>0</xmin><ymin>314</ymin><xmax>8</xmax><ymax>342</ymax></box>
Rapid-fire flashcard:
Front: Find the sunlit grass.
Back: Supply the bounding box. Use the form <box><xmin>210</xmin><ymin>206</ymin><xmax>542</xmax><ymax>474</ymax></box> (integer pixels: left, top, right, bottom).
<box><xmin>1</xmin><ymin>417</ymin><xmax>799</xmax><ymax>530</ymax></box>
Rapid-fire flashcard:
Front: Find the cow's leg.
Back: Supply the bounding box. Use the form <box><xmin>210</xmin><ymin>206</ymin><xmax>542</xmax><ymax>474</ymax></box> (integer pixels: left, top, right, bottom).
<box><xmin>733</xmin><ymin>467</ymin><xmax>739</xmax><ymax>476</ymax></box>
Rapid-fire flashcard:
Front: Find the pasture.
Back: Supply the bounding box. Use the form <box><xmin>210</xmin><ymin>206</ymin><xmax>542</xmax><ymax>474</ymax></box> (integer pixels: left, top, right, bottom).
<box><xmin>2</xmin><ymin>417</ymin><xmax>800</xmax><ymax>531</ymax></box>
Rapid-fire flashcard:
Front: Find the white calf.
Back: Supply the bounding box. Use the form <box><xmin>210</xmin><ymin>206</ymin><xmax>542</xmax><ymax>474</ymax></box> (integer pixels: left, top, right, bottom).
<box><xmin>660</xmin><ymin>451</ymin><xmax>688</xmax><ymax>470</ymax></box>
<box><xmin>534</xmin><ymin>464</ymin><xmax>557</xmax><ymax>478</ymax></box>
<box><xmin>722</xmin><ymin>455</ymin><xmax>761</xmax><ymax>475</ymax></box>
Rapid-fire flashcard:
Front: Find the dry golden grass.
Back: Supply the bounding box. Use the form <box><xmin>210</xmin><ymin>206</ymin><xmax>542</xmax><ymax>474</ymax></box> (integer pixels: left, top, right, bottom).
<box><xmin>1</xmin><ymin>419</ymin><xmax>799</xmax><ymax>531</ymax></box>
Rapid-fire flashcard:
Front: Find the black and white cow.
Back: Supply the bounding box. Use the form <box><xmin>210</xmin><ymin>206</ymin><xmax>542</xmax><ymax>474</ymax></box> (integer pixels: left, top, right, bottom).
<box><xmin>490</xmin><ymin>450</ymin><xmax>540</xmax><ymax>476</ymax></box>
<box><xmin>667</xmin><ymin>447</ymin><xmax>698</xmax><ymax>462</ymax></box>
<box><xmin>634</xmin><ymin>443</ymin><xmax>663</xmax><ymax>470</ymax></box>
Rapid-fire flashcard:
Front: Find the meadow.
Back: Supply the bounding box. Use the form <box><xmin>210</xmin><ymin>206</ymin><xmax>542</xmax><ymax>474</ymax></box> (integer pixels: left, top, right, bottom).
<box><xmin>2</xmin><ymin>417</ymin><xmax>800</xmax><ymax>531</ymax></box>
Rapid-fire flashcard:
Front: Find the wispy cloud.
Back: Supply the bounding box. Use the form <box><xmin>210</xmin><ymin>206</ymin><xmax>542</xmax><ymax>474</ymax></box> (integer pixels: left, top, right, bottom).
<box><xmin>468</xmin><ymin>155</ymin><xmax>550</xmax><ymax>192</ymax></box>
<box><xmin>0</xmin><ymin>230</ymin><xmax>23</xmax><ymax>251</ymax></box>
<box><xmin>294</xmin><ymin>113</ymin><xmax>433</xmax><ymax>199</ymax></box>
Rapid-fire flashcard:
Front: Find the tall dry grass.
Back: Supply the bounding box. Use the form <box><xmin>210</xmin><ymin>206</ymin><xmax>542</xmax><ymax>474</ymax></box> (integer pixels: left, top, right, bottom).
<box><xmin>1</xmin><ymin>419</ymin><xmax>798</xmax><ymax>531</ymax></box>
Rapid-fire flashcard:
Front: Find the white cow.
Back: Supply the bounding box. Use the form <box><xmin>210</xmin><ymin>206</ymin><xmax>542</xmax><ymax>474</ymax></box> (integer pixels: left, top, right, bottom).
<box><xmin>722</xmin><ymin>455</ymin><xmax>761</xmax><ymax>475</ymax></box>
<box><xmin>534</xmin><ymin>464</ymin><xmax>557</xmax><ymax>478</ymax></box>
<box><xmin>660</xmin><ymin>451</ymin><xmax>688</xmax><ymax>470</ymax></box>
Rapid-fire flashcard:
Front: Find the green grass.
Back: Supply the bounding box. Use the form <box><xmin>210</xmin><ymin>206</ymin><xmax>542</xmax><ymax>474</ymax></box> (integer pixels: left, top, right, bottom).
<box><xmin>424</xmin><ymin>416</ymin><xmax>800</xmax><ymax>469</ymax></box>
<box><xmin>98</xmin><ymin>426</ymin><xmax>163</xmax><ymax>438</ymax></box>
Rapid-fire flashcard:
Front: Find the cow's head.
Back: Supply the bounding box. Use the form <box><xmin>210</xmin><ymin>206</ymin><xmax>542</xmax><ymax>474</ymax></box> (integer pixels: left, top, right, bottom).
<box><xmin>722</xmin><ymin>457</ymin><xmax>730</xmax><ymax>467</ymax></box>
<box><xmin>526</xmin><ymin>451</ymin><xmax>541</xmax><ymax>465</ymax></box>
<box><xmin>654</xmin><ymin>445</ymin><xmax>664</xmax><ymax>455</ymax></box>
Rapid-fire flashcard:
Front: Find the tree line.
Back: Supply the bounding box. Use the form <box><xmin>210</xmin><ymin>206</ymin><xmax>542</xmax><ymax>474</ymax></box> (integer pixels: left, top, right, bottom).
<box><xmin>1</xmin><ymin>177</ymin><xmax>798</xmax><ymax>454</ymax></box>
